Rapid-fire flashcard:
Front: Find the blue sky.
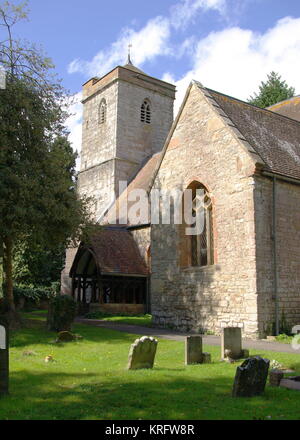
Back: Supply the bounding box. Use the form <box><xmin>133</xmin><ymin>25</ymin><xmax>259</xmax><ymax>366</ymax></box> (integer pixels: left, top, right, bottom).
<box><xmin>10</xmin><ymin>0</ymin><xmax>300</xmax><ymax>153</ymax></box>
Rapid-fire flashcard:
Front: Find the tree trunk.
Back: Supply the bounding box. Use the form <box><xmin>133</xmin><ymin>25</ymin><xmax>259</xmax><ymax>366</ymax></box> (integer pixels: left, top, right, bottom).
<box><xmin>3</xmin><ymin>237</ymin><xmax>15</xmax><ymax>312</ymax></box>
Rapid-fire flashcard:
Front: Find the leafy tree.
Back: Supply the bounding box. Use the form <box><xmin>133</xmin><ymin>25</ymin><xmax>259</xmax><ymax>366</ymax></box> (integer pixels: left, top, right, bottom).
<box><xmin>13</xmin><ymin>241</ymin><xmax>65</xmax><ymax>287</ymax></box>
<box><xmin>0</xmin><ymin>2</ymin><xmax>91</xmax><ymax>322</ymax></box>
<box><xmin>248</xmin><ymin>71</ymin><xmax>295</xmax><ymax>108</ymax></box>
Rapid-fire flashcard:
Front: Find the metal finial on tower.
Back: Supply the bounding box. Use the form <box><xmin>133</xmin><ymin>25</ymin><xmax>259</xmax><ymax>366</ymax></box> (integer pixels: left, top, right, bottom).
<box><xmin>127</xmin><ymin>43</ymin><xmax>133</xmax><ymax>65</ymax></box>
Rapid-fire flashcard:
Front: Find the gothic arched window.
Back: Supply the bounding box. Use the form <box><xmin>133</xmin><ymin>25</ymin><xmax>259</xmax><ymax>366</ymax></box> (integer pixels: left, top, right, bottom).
<box><xmin>141</xmin><ymin>99</ymin><xmax>151</xmax><ymax>124</ymax></box>
<box><xmin>99</xmin><ymin>99</ymin><xmax>107</xmax><ymax>124</ymax></box>
<box><xmin>180</xmin><ymin>181</ymin><xmax>214</xmax><ymax>267</ymax></box>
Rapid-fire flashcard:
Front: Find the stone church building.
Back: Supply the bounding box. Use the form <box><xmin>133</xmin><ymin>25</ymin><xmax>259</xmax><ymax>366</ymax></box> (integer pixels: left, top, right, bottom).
<box><xmin>61</xmin><ymin>58</ymin><xmax>300</xmax><ymax>339</ymax></box>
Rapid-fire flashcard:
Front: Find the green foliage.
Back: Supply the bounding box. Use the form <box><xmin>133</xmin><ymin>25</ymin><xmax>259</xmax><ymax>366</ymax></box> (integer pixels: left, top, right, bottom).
<box><xmin>248</xmin><ymin>71</ymin><xmax>295</xmax><ymax>108</ymax></box>
<box><xmin>13</xmin><ymin>283</ymin><xmax>57</xmax><ymax>307</ymax></box>
<box><xmin>13</xmin><ymin>241</ymin><xmax>65</xmax><ymax>287</ymax></box>
<box><xmin>0</xmin><ymin>2</ymin><xmax>92</xmax><ymax>313</ymax></box>
<box><xmin>266</xmin><ymin>309</ymin><xmax>292</xmax><ymax>337</ymax></box>
<box><xmin>47</xmin><ymin>295</ymin><xmax>77</xmax><ymax>332</ymax></box>
<box><xmin>275</xmin><ymin>334</ymin><xmax>293</xmax><ymax>344</ymax></box>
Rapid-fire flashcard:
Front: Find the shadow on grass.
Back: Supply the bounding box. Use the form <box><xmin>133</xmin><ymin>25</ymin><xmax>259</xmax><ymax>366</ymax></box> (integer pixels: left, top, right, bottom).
<box><xmin>1</xmin><ymin>368</ymin><xmax>300</xmax><ymax>420</ymax></box>
<box><xmin>10</xmin><ymin>320</ymin><xmax>139</xmax><ymax>349</ymax></box>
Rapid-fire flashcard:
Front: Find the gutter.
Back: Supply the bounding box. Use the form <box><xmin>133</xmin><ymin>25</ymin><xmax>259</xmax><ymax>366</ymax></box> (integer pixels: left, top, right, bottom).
<box><xmin>261</xmin><ymin>170</ymin><xmax>300</xmax><ymax>335</ymax></box>
<box><xmin>272</xmin><ymin>177</ymin><xmax>280</xmax><ymax>335</ymax></box>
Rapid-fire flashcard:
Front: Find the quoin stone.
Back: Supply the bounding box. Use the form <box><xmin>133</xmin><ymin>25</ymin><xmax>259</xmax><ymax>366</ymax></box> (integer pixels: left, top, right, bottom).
<box><xmin>127</xmin><ymin>336</ymin><xmax>158</xmax><ymax>370</ymax></box>
<box><xmin>232</xmin><ymin>356</ymin><xmax>270</xmax><ymax>397</ymax></box>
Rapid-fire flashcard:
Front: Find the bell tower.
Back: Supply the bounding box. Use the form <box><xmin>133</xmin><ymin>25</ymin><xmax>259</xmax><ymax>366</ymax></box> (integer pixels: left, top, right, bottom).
<box><xmin>78</xmin><ymin>59</ymin><xmax>176</xmax><ymax>219</ymax></box>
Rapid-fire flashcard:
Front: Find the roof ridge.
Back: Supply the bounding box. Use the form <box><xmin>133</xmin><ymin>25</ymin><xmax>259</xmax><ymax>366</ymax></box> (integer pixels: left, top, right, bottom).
<box><xmin>200</xmin><ymin>85</ymin><xmax>300</xmax><ymax>127</ymax></box>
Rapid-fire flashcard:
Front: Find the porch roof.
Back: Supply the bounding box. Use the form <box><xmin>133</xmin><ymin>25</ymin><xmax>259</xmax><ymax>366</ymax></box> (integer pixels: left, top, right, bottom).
<box><xmin>70</xmin><ymin>227</ymin><xmax>148</xmax><ymax>278</ymax></box>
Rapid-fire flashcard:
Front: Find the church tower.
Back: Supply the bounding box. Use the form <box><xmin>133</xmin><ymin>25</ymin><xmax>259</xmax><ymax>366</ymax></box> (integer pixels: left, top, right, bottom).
<box><xmin>78</xmin><ymin>58</ymin><xmax>176</xmax><ymax>219</ymax></box>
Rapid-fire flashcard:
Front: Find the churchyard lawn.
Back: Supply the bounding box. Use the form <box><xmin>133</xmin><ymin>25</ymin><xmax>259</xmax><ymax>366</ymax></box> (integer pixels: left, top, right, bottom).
<box><xmin>0</xmin><ymin>311</ymin><xmax>300</xmax><ymax>420</ymax></box>
<box><xmin>84</xmin><ymin>311</ymin><xmax>153</xmax><ymax>327</ymax></box>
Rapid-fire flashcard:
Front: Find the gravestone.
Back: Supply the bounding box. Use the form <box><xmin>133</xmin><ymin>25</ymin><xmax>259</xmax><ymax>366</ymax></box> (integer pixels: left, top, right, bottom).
<box><xmin>0</xmin><ymin>318</ymin><xmax>9</xmax><ymax>396</ymax></box>
<box><xmin>55</xmin><ymin>331</ymin><xmax>76</xmax><ymax>343</ymax></box>
<box><xmin>221</xmin><ymin>327</ymin><xmax>243</xmax><ymax>360</ymax></box>
<box><xmin>185</xmin><ymin>336</ymin><xmax>203</xmax><ymax>365</ymax></box>
<box><xmin>232</xmin><ymin>356</ymin><xmax>270</xmax><ymax>397</ymax></box>
<box><xmin>127</xmin><ymin>336</ymin><xmax>158</xmax><ymax>370</ymax></box>
<box><xmin>185</xmin><ymin>336</ymin><xmax>211</xmax><ymax>365</ymax></box>
<box><xmin>269</xmin><ymin>369</ymin><xmax>284</xmax><ymax>387</ymax></box>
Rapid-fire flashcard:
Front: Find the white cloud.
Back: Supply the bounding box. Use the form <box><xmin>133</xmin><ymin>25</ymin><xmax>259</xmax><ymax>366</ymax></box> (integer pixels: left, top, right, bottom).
<box><xmin>170</xmin><ymin>0</ymin><xmax>226</xmax><ymax>29</ymax></box>
<box><xmin>68</xmin><ymin>0</ymin><xmax>226</xmax><ymax>78</ymax></box>
<box><xmin>68</xmin><ymin>16</ymin><xmax>171</xmax><ymax>78</ymax></box>
<box><xmin>169</xmin><ymin>16</ymin><xmax>300</xmax><ymax>115</ymax></box>
<box><xmin>67</xmin><ymin>4</ymin><xmax>300</xmax><ymax>157</ymax></box>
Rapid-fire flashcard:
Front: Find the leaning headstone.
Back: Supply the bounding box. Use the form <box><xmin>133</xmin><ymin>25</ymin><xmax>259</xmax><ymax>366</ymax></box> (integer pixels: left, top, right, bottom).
<box><xmin>0</xmin><ymin>318</ymin><xmax>9</xmax><ymax>396</ymax></box>
<box><xmin>221</xmin><ymin>327</ymin><xmax>243</xmax><ymax>360</ymax></box>
<box><xmin>127</xmin><ymin>336</ymin><xmax>158</xmax><ymax>370</ymax></box>
<box><xmin>232</xmin><ymin>356</ymin><xmax>270</xmax><ymax>397</ymax></box>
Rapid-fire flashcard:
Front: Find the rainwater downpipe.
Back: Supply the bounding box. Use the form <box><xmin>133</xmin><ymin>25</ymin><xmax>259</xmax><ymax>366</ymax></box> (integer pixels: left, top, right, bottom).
<box><xmin>272</xmin><ymin>176</ymin><xmax>280</xmax><ymax>335</ymax></box>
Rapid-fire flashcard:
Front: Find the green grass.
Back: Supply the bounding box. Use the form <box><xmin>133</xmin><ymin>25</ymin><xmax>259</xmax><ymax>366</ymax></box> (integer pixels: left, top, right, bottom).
<box><xmin>84</xmin><ymin>311</ymin><xmax>153</xmax><ymax>327</ymax></box>
<box><xmin>275</xmin><ymin>334</ymin><xmax>293</xmax><ymax>344</ymax></box>
<box><xmin>1</xmin><ymin>312</ymin><xmax>300</xmax><ymax>420</ymax></box>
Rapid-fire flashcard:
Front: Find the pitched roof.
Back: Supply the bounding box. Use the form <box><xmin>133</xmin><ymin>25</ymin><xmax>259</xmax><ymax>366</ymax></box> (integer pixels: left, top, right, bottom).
<box><xmin>71</xmin><ymin>227</ymin><xmax>148</xmax><ymax>277</ymax></box>
<box><xmin>200</xmin><ymin>85</ymin><xmax>300</xmax><ymax>180</ymax></box>
<box><xmin>267</xmin><ymin>96</ymin><xmax>300</xmax><ymax>123</ymax></box>
<box><xmin>105</xmin><ymin>152</ymin><xmax>161</xmax><ymax>225</ymax></box>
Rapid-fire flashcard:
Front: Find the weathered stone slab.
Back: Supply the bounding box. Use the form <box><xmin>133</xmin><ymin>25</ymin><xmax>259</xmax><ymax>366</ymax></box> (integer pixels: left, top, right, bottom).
<box><xmin>280</xmin><ymin>376</ymin><xmax>300</xmax><ymax>391</ymax></box>
<box><xmin>232</xmin><ymin>356</ymin><xmax>270</xmax><ymax>397</ymax></box>
<box><xmin>185</xmin><ymin>336</ymin><xmax>203</xmax><ymax>365</ymax></box>
<box><xmin>221</xmin><ymin>327</ymin><xmax>243</xmax><ymax>360</ymax></box>
<box><xmin>269</xmin><ymin>369</ymin><xmax>284</xmax><ymax>387</ymax></box>
<box><xmin>127</xmin><ymin>336</ymin><xmax>158</xmax><ymax>370</ymax></box>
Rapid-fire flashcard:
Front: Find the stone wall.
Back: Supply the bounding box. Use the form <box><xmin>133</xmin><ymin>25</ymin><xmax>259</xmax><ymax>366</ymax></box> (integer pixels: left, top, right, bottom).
<box><xmin>150</xmin><ymin>83</ymin><xmax>260</xmax><ymax>338</ymax></box>
<box><xmin>255</xmin><ymin>176</ymin><xmax>300</xmax><ymax>335</ymax></box>
<box><xmin>131</xmin><ymin>227</ymin><xmax>151</xmax><ymax>266</ymax></box>
<box><xmin>62</xmin><ymin>65</ymin><xmax>175</xmax><ymax>294</ymax></box>
<box><xmin>79</xmin><ymin>65</ymin><xmax>175</xmax><ymax>220</ymax></box>
<box><xmin>116</xmin><ymin>80</ymin><xmax>174</xmax><ymax>166</ymax></box>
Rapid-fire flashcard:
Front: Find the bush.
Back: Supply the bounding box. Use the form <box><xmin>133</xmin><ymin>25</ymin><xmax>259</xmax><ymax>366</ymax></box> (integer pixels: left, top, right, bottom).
<box><xmin>13</xmin><ymin>283</ymin><xmax>57</xmax><ymax>310</ymax></box>
<box><xmin>47</xmin><ymin>295</ymin><xmax>77</xmax><ymax>332</ymax></box>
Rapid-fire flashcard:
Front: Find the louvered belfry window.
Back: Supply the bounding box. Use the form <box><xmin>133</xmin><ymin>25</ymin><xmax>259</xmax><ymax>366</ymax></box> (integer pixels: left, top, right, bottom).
<box><xmin>99</xmin><ymin>99</ymin><xmax>107</xmax><ymax>124</ymax></box>
<box><xmin>141</xmin><ymin>99</ymin><xmax>151</xmax><ymax>124</ymax></box>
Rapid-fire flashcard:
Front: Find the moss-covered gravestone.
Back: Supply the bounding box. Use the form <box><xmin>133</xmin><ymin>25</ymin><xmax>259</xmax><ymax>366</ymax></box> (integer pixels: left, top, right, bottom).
<box><xmin>185</xmin><ymin>336</ymin><xmax>211</xmax><ymax>365</ymax></box>
<box><xmin>127</xmin><ymin>336</ymin><xmax>158</xmax><ymax>370</ymax></box>
<box><xmin>0</xmin><ymin>317</ymin><xmax>9</xmax><ymax>396</ymax></box>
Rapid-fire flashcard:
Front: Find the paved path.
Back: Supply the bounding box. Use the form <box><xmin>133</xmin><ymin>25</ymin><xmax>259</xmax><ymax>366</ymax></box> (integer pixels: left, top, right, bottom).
<box><xmin>76</xmin><ymin>318</ymin><xmax>300</xmax><ymax>354</ymax></box>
